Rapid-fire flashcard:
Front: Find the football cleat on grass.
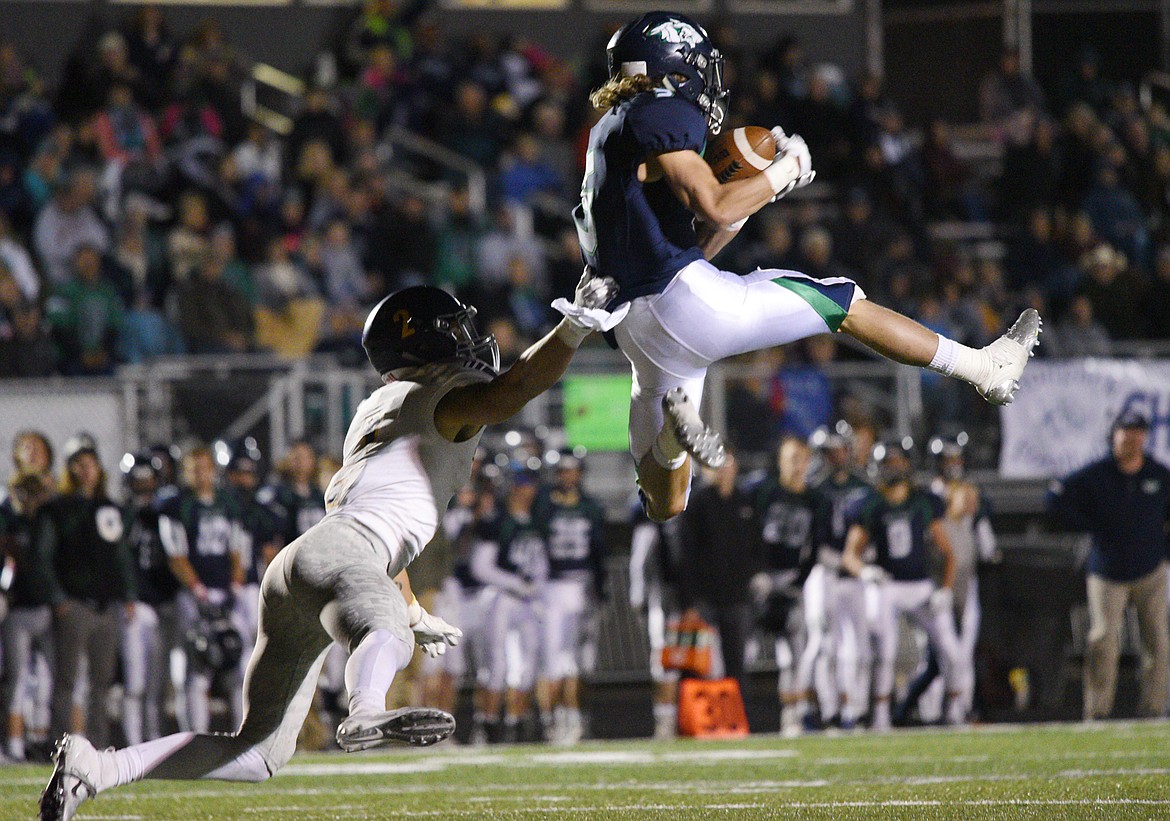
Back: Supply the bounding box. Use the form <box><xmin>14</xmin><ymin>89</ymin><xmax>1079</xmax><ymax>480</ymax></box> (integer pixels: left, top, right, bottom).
<box><xmin>974</xmin><ymin>308</ymin><xmax>1042</xmax><ymax>406</ymax></box>
<box><xmin>40</xmin><ymin>735</ymin><xmax>106</xmax><ymax>821</ymax></box>
<box><xmin>662</xmin><ymin>387</ymin><xmax>725</xmax><ymax>469</ymax></box>
<box><xmin>336</xmin><ymin>707</ymin><xmax>456</xmax><ymax>752</ymax></box>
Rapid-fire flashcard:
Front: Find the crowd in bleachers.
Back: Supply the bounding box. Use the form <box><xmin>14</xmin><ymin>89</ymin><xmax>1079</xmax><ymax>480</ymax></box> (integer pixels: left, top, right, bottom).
<box><xmin>1</xmin><ymin>6</ymin><xmax>1170</xmax><ymax>393</ymax></box>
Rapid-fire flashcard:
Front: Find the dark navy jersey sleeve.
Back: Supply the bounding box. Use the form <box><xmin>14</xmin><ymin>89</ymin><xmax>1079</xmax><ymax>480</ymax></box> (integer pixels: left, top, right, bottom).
<box><xmin>625</xmin><ymin>93</ymin><xmax>707</xmax><ymax>156</ymax></box>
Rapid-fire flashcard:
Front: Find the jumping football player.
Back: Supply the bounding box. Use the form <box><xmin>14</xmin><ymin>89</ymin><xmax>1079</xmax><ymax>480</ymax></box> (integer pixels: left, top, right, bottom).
<box><xmin>39</xmin><ymin>274</ymin><xmax>614</xmax><ymax>820</ymax></box>
<box><xmin>578</xmin><ymin>11</ymin><xmax>1041</xmax><ymax>522</ymax></box>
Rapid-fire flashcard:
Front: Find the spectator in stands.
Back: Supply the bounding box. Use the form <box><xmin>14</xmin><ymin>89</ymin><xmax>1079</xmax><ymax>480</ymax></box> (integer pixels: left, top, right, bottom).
<box><xmin>773</xmin><ymin>336</ymin><xmax>837</xmax><ymax>440</ymax></box>
<box><xmin>365</xmin><ymin>191</ymin><xmax>434</xmax><ymax>289</ymax></box>
<box><xmin>0</xmin><ymin>210</ymin><xmax>40</xmax><ymax>302</ymax></box>
<box><xmin>1082</xmin><ymin>163</ymin><xmax>1149</xmax><ymax>271</ymax></box>
<box><xmin>33</xmin><ymin>168</ymin><xmax>109</xmax><ymax>286</ymax></box>
<box><xmin>1048</xmin><ymin>409</ymin><xmax>1170</xmax><ymax>720</ymax></box>
<box><xmin>287</xmin><ymin>88</ymin><xmax>345</xmax><ymax>177</ymax></box>
<box><xmin>1145</xmin><ymin>246</ymin><xmax>1170</xmax><ymax>339</ymax></box>
<box><xmin>1000</xmin><ymin>113</ymin><xmax>1060</xmax><ymax>224</ymax></box>
<box><xmin>738</xmin><ymin>211</ymin><xmax>798</xmax><ymax>276</ymax></box>
<box><xmin>1078</xmin><ymin>244</ymin><xmax>1145</xmax><ymax>341</ymax></box>
<box><xmin>1055</xmin><ymin>46</ymin><xmax>1112</xmax><ymax>117</ymax></box>
<box><xmin>498</xmin><ymin>131</ymin><xmax>564</xmax><ymax>206</ymax></box>
<box><xmin>45</xmin><ymin>244</ymin><xmax>125</xmax><ymax>375</ymax></box>
<box><xmin>1005</xmin><ymin>207</ymin><xmax>1061</xmax><ymax>292</ymax></box>
<box><xmin>232</xmin><ymin>121</ymin><xmax>281</xmax><ymax>190</ymax></box>
<box><xmin>476</xmin><ymin>203</ymin><xmax>543</xmax><ymax>292</ymax></box>
<box><xmin>433</xmin><ymin>186</ymin><xmax>484</xmax><ymax>297</ymax></box>
<box><xmin>123</xmin><ymin>5</ymin><xmax>176</xmax><ymax>105</ymax></box>
<box><xmin>177</xmin><ymin>251</ymin><xmax>252</xmax><ymax>354</ymax></box>
<box><xmin>88</xmin><ymin>32</ymin><xmax>148</xmax><ymax>120</ymax></box>
<box><xmin>440</xmin><ymin>80</ymin><xmax>509</xmax><ymax>170</ymax></box>
<box><xmin>830</xmin><ymin>187</ymin><xmax>895</xmax><ymax>290</ymax></box>
<box><xmin>36</xmin><ymin>435</ymin><xmax>136</xmax><ymax>750</ymax></box>
<box><xmin>253</xmin><ymin>237</ymin><xmax>323</xmax><ymax>358</ymax></box>
<box><xmin>167</xmin><ymin>190</ymin><xmax>212</xmax><ymax>284</ymax></box>
<box><xmin>978</xmin><ymin>48</ymin><xmax>1045</xmax><ymax>133</ymax></box>
<box><xmin>678</xmin><ymin>451</ymin><xmax>756</xmax><ymax>688</ymax></box>
<box><xmin>1046</xmin><ymin>294</ymin><xmax>1111</xmax><ymax>358</ymax></box>
<box><xmin>95</xmin><ymin>83</ymin><xmax>162</xmax><ymax>169</ymax></box>
<box><xmin>0</xmin><ymin>262</ymin><xmax>56</xmax><ymax>377</ymax></box>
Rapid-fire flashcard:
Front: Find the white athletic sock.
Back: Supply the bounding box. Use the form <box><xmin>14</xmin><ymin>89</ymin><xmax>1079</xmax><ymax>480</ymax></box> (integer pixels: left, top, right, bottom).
<box><xmin>6</xmin><ymin>735</ymin><xmax>24</xmax><ymax>761</ymax></box>
<box><xmin>345</xmin><ymin>629</ymin><xmax>414</xmax><ymax>716</ymax></box>
<box><xmin>928</xmin><ymin>334</ymin><xmax>993</xmax><ymax>386</ymax></box>
<box><xmin>187</xmin><ymin>675</ymin><xmax>210</xmax><ymax>734</ymax></box>
<box><xmin>651</xmin><ymin>424</ymin><xmax>687</xmax><ymax>471</ymax></box>
<box><xmin>123</xmin><ymin>696</ymin><xmax>143</xmax><ymax>746</ymax></box>
<box><xmin>113</xmin><ymin>732</ymin><xmax>196</xmax><ymax>786</ymax></box>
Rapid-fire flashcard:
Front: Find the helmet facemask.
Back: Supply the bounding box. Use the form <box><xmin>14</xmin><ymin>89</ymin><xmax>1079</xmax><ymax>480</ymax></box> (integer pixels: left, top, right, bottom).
<box><xmin>433</xmin><ymin>305</ymin><xmax>501</xmax><ymax>376</ymax></box>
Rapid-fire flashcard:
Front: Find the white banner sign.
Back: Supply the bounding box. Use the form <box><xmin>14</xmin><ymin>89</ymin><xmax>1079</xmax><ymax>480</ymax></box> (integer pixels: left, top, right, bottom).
<box><xmin>999</xmin><ymin>359</ymin><xmax>1170</xmax><ymax>479</ymax></box>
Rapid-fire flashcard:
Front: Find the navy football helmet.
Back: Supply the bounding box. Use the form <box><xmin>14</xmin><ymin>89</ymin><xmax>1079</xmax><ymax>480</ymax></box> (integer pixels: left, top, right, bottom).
<box><xmin>871</xmin><ymin>437</ymin><xmax>915</xmax><ymax>487</ymax></box>
<box><xmin>607</xmin><ymin>11</ymin><xmax>728</xmax><ymax>133</ymax></box>
<box><xmin>363</xmin><ymin>286</ymin><xmax>500</xmax><ymax>378</ymax></box>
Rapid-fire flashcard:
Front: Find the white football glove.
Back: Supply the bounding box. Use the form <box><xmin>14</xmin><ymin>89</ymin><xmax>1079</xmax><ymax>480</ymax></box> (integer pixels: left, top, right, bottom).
<box><xmin>407</xmin><ymin>598</ymin><xmax>463</xmax><ymax>658</ymax></box>
<box><xmin>551</xmin><ymin>268</ymin><xmax>630</xmax><ymax>345</ymax></box>
<box><xmin>764</xmin><ymin>128</ymin><xmax>816</xmax><ymax>201</ymax></box>
<box><xmin>859</xmin><ymin>565</ymin><xmax>890</xmax><ymax>585</ymax></box>
<box><xmin>930</xmin><ymin>587</ymin><xmax>954</xmax><ymax>616</ymax></box>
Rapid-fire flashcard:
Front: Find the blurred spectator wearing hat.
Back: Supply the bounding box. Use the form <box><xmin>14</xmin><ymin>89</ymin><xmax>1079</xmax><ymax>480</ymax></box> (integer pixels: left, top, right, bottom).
<box><xmin>118</xmin><ymin>451</ymin><xmax>181</xmax><ymax>745</ymax></box>
<box><xmin>1049</xmin><ymin>409</ymin><xmax>1170</xmax><ymax>719</ymax></box>
<box><xmin>33</xmin><ymin>434</ymin><xmax>136</xmax><ymax>750</ymax></box>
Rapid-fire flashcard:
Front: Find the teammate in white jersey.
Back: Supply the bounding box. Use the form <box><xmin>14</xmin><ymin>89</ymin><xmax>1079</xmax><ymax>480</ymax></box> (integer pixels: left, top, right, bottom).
<box><xmin>40</xmin><ymin>274</ymin><xmax>615</xmax><ymax>821</ymax></box>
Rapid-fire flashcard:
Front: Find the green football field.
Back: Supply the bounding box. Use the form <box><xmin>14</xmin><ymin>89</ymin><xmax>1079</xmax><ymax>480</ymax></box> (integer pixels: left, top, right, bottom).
<box><xmin>6</xmin><ymin>721</ymin><xmax>1170</xmax><ymax>820</ymax></box>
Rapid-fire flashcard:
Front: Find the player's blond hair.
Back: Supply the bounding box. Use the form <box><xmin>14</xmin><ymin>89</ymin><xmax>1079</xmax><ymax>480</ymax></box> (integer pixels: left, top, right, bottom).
<box><xmin>590</xmin><ymin>74</ymin><xmax>657</xmax><ymax>112</ymax></box>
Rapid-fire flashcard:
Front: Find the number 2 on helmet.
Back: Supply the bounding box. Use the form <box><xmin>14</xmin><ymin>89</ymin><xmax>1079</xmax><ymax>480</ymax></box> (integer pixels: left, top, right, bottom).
<box><xmin>393</xmin><ymin>309</ymin><xmax>415</xmax><ymax>339</ymax></box>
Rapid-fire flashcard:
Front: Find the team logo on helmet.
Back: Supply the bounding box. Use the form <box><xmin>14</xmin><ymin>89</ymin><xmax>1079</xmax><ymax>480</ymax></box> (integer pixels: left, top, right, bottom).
<box><xmin>649</xmin><ymin>19</ymin><xmax>704</xmax><ymax>46</ymax></box>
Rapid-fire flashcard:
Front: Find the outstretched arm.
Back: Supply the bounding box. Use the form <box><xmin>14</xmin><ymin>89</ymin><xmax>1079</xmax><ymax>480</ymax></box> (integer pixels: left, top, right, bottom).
<box><xmin>434</xmin><ymin>273</ymin><xmax>617</xmax><ymax>440</ymax></box>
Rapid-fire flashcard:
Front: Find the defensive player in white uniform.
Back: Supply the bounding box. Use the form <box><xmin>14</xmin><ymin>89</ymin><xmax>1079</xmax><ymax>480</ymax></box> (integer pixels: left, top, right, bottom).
<box><xmin>39</xmin><ymin>275</ymin><xmax>614</xmax><ymax>820</ymax></box>
<box><xmin>578</xmin><ymin>12</ymin><xmax>1041</xmax><ymax>523</ymax></box>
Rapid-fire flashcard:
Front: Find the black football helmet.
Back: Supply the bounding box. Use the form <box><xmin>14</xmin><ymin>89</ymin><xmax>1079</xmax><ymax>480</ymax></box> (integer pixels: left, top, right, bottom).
<box><xmin>607</xmin><ymin>11</ymin><xmax>728</xmax><ymax>133</ymax></box>
<box><xmin>184</xmin><ymin>601</ymin><xmax>244</xmax><ymax>674</ymax></box>
<box><xmin>928</xmin><ymin>432</ymin><xmax>968</xmax><ymax>481</ymax></box>
<box><xmin>363</xmin><ymin>286</ymin><xmax>499</xmax><ymax>378</ymax></box>
<box><xmin>871</xmin><ymin>437</ymin><xmax>915</xmax><ymax>487</ymax></box>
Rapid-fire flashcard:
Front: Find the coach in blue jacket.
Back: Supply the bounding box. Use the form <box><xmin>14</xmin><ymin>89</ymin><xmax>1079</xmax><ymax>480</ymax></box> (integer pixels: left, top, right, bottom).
<box><xmin>1048</xmin><ymin>409</ymin><xmax>1170</xmax><ymax>719</ymax></box>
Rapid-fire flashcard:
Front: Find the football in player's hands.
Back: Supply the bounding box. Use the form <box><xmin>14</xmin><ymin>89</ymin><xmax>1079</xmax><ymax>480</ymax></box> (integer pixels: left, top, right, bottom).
<box><xmin>705</xmin><ymin>126</ymin><xmax>776</xmax><ymax>183</ymax></box>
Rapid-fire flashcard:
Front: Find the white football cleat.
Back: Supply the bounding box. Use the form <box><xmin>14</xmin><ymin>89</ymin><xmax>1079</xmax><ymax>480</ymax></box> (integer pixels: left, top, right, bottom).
<box><xmin>336</xmin><ymin>707</ymin><xmax>455</xmax><ymax>752</ymax></box>
<box><xmin>39</xmin><ymin>735</ymin><xmax>106</xmax><ymax>821</ymax></box>
<box><xmin>662</xmin><ymin>387</ymin><xmax>725</xmax><ymax>469</ymax></box>
<box><xmin>974</xmin><ymin>308</ymin><xmax>1042</xmax><ymax>405</ymax></box>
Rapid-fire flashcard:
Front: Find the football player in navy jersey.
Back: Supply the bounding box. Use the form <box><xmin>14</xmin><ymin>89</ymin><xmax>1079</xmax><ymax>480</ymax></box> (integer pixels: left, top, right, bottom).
<box><xmin>119</xmin><ymin>454</ymin><xmax>182</xmax><ymax>746</ymax></box>
<box><xmin>158</xmin><ymin>446</ymin><xmax>249</xmax><ymax>735</ymax></box>
<box><xmin>841</xmin><ymin>440</ymin><xmax>964</xmax><ymax>731</ymax></box>
<box><xmin>533</xmin><ymin>453</ymin><xmax>607</xmax><ymax>744</ymax></box>
<box><xmin>809</xmin><ymin>424</ymin><xmax>875</xmax><ymax>729</ymax></box>
<box><xmin>750</xmin><ymin>437</ymin><xmax>831</xmax><ymax>734</ymax></box>
<box><xmin>471</xmin><ymin>465</ymin><xmax>549</xmax><ymax>743</ymax></box>
<box><xmin>575</xmin><ymin>11</ymin><xmax>1041</xmax><ymax>523</ymax></box>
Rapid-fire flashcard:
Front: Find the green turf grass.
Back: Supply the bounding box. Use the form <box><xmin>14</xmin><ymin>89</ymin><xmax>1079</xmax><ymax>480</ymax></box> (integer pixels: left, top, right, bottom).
<box><xmin>7</xmin><ymin>721</ymin><xmax>1170</xmax><ymax>819</ymax></box>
